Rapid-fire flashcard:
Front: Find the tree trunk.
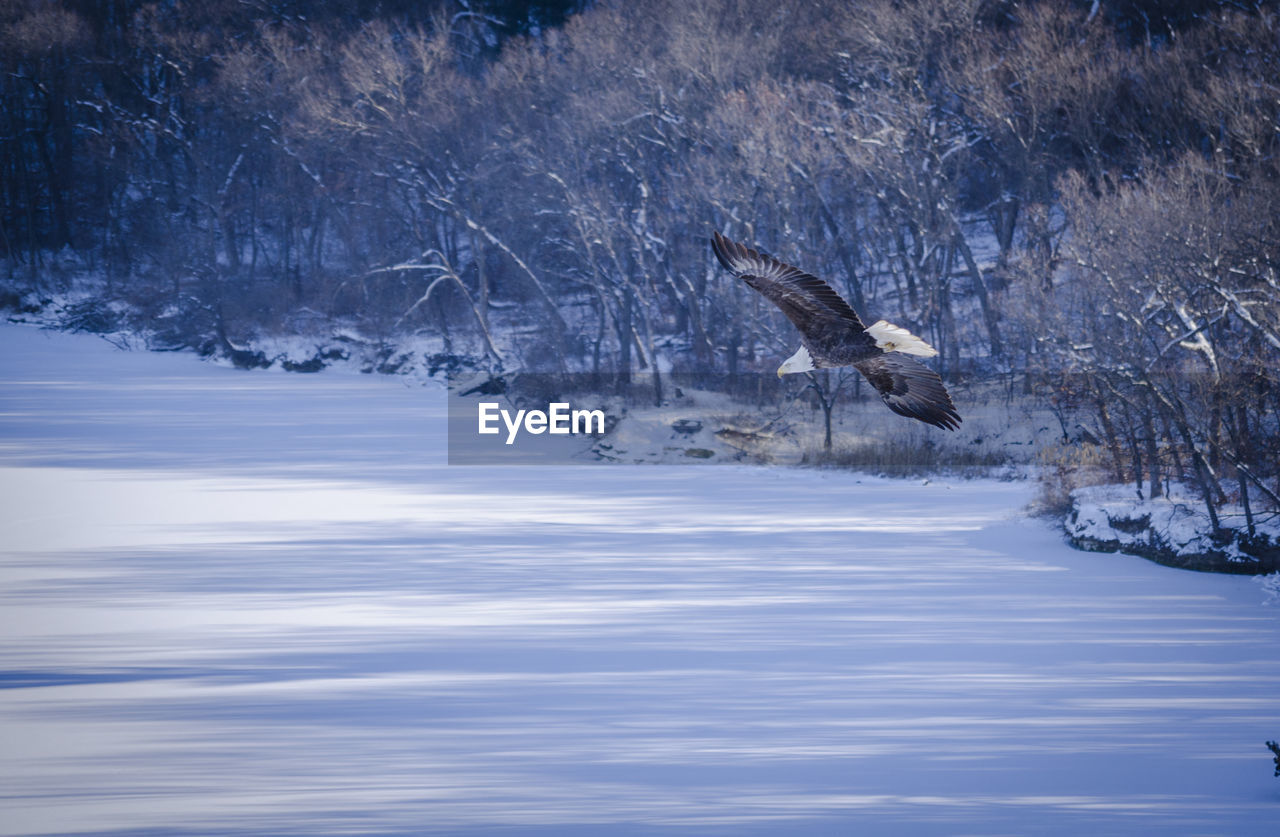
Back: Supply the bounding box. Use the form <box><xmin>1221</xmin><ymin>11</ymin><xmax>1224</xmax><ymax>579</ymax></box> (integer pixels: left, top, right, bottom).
<box><xmin>616</xmin><ymin>287</ymin><xmax>632</xmax><ymax>391</ymax></box>
<box><xmin>954</xmin><ymin>230</ymin><xmax>1003</xmax><ymax>359</ymax></box>
<box><xmin>1143</xmin><ymin>411</ymin><xmax>1161</xmax><ymax>499</ymax></box>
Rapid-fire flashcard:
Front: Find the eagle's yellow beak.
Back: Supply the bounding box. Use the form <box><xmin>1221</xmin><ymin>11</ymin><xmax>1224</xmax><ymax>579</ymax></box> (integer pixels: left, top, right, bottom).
<box><xmin>777</xmin><ymin>367</ymin><xmax>785</xmax><ymax>378</ymax></box>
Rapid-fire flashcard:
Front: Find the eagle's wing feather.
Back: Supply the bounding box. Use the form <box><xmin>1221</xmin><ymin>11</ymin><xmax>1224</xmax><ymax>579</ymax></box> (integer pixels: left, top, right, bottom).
<box><xmin>711</xmin><ymin>232</ymin><xmax>865</xmax><ymax>340</ymax></box>
<box><xmin>853</xmin><ymin>353</ymin><xmax>962</xmax><ymax>431</ymax></box>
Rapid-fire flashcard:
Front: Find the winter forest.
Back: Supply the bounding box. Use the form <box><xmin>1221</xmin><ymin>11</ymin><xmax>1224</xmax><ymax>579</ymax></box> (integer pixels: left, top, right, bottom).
<box><xmin>7</xmin><ymin>2</ymin><xmax>1280</xmax><ymax>833</ymax></box>
<box><xmin>3</xmin><ymin>0</ymin><xmax>1280</xmax><ymax>544</ymax></box>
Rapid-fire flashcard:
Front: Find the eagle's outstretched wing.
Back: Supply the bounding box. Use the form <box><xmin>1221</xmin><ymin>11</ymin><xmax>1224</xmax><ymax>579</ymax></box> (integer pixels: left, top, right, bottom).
<box><xmin>853</xmin><ymin>353</ymin><xmax>962</xmax><ymax>431</ymax></box>
<box><xmin>711</xmin><ymin>232</ymin><xmax>866</xmax><ymax>339</ymax></box>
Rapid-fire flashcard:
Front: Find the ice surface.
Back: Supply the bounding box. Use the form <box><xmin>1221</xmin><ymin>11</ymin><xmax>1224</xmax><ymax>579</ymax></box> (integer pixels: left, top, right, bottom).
<box><xmin>2</xmin><ymin>325</ymin><xmax>1279</xmax><ymax>835</ymax></box>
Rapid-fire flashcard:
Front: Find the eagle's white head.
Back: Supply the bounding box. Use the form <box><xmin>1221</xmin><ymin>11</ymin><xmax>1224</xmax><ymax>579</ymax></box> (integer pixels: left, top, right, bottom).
<box><xmin>777</xmin><ymin>345</ymin><xmax>815</xmax><ymax>377</ymax></box>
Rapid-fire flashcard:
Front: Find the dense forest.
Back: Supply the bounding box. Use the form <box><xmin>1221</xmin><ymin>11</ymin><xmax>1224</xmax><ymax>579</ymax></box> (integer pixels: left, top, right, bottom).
<box><xmin>3</xmin><ymin>0</ymin><xmax>1279</xmax><ymax>530</ymax></box>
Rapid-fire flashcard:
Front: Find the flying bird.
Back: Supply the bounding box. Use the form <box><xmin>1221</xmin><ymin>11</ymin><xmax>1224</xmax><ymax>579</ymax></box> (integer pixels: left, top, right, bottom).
<box><xmin>711</xmin><ymin>231</ymin><xmax>961</xmax><ymax>430</ymax></box>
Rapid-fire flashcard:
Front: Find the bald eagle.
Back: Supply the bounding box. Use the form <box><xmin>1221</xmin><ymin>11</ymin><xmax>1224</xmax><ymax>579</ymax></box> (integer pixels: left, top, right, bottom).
<box><xmin>711</xmin><ymin>232</ymin><xmax>961</xmax><ymax>431</ymax></box>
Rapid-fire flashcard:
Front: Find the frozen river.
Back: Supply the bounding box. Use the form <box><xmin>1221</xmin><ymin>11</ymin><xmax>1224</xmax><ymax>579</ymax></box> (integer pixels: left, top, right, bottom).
<box><xmin>2</xmin><ymin>325</ymin><xmax>1278</xmax><ymax>835</ymax></box>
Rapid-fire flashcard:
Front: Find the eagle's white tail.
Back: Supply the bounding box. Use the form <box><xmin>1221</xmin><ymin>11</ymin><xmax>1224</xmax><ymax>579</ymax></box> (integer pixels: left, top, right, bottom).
<box><xmin>866</xmin><ymin>320</ymin><xmax>938</xmax><ymax>357</ymax></box>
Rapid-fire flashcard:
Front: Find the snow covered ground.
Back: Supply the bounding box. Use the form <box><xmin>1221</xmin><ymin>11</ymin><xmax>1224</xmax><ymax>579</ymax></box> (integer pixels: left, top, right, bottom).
<box><xmin>1068</xmin><ymin>482</ymin><xmax>1280</xmax><ymax>571</ymax></box>
<box><xmin>2</xmin><ymin>324</ymin><xmax>1279</xmax><ymax>836</ymax></box>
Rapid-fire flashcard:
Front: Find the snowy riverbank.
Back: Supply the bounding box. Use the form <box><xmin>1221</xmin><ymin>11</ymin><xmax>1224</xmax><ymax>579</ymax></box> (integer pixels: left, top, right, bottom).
<box><xmin>8</xmin><ymin>292</ymin><xmax>1057</xmax><ymax>471</ymax></box>
<box><xmin>1067</xmin><ymin>483</ymin><xmax>1280</xmax><ymax>575</ymax></box>
<box><xmin>12</xmin><ymin>295</ymin><xmax>1280</xmax><ymax>573</ymax></box>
